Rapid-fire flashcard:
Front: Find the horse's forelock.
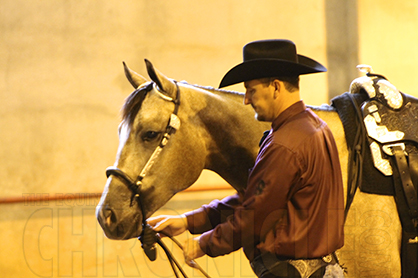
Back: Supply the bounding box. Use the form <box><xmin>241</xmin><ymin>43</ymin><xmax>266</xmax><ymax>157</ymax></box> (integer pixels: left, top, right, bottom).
<box><xmin>121</xmin><ymin>83</ymin><xmax>153</xmax><ymax>126</ymax></box>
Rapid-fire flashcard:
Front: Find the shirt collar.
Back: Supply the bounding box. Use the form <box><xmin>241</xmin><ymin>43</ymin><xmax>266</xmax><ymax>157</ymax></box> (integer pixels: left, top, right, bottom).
<box><xmin>271</xmin><ymin>100</ymin><xmax>306</xmax><ymax>131</ymax></box>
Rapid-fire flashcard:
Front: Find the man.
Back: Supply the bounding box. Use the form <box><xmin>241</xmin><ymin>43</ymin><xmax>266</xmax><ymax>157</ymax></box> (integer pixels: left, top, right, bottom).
<box><xmin>148</xmin><ymin>39</ymin><xmax>344</xmax><ymax>278</ymax></box>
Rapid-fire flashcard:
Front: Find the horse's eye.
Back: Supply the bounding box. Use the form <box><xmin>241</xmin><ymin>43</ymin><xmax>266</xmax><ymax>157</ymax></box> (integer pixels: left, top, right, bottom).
<box><xmin>143</xmin><ymin>131</ymin><xmax>160</xmax><ymax>141</ymax></box>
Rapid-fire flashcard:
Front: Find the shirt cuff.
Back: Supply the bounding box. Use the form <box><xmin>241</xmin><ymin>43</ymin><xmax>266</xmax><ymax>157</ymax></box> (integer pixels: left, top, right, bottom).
<box><xmin>184</xmin><ymin>207</ymin><xmax>215</xmax><ymax>234</ymax></box>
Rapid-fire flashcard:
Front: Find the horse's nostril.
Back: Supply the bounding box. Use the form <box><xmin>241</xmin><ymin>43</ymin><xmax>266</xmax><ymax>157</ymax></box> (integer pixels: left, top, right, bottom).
<box><xmin>105</xmin><ymin>210</ymin><xmax>112</xmax><ymax>226</ymax></box>
<box><xmin>103</xmin><ymin>207</ymin><xmax>117</xmax><ymax>228</ymax></box>
<box><xmin>103</xmin><ymin>208</ymin><xmax>112</xmax><ymax>219</ymax></box>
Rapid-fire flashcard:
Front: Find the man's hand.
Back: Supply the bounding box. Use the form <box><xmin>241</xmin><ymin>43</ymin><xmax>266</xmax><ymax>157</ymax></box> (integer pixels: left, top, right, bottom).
<box><xmin>147</xmin><ymin>214</ymin><xmax>188</xmax><ymax>237</ymax></box>
<box><xmin>183</xmin><ymin>236</ymin><xmax>205</xmax><ymax>267</ymax></box>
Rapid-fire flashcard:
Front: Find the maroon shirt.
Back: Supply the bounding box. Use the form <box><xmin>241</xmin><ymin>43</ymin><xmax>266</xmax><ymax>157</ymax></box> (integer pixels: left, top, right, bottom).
<box><xmin>186</xmin><ymin>101</ymin><xmax>344</xmax><ymax>261</ymax></box>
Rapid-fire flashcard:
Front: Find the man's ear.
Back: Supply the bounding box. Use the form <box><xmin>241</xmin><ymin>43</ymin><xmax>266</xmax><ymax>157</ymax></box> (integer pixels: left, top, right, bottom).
<box><xmin>272</xmin><ymin>79</ymin><xmax>281</xmax><ymax>98</ymax></box>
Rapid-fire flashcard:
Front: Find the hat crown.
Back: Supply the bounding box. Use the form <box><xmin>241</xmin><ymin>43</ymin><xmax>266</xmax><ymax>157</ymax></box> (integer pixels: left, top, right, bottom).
<box><xmin>243</xmin><ymin>39</ymin><xmax>298</xmax><ymax>63</ymax></box>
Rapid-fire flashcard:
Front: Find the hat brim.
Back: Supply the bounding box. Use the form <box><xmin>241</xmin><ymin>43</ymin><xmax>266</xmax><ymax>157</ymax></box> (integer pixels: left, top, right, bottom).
<box><xmin>218</xmin><ymin>55</ymin><xmax>326</xmax><ymax>88</ymax></box>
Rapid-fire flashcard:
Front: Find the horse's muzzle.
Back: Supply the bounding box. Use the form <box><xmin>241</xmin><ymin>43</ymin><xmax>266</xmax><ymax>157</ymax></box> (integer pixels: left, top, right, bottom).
<box><xmin>96</xmin><ymin>201</ymin><xmax>142</xmax><ymax>240</ymax></box>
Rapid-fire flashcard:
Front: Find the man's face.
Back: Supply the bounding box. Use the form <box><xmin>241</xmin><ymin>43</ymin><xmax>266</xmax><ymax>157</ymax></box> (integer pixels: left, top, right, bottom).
<box><xmin>244</xmin><ymin>79</ymin><xmax>276</xmax><ymax>122</ymax></box>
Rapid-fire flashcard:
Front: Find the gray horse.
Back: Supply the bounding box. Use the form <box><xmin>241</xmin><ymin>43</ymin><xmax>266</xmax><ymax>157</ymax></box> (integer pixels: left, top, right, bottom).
<box><xmin>96</xmin><ymin>60</ymin><xmax>401</xmax><ymax>277</ymax></box>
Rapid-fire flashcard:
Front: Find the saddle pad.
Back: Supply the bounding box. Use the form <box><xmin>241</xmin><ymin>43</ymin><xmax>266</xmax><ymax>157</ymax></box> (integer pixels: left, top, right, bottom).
<box><xmin>331</xmin><ymin>92</ymin><xmax>395</xmax><ymax>196</ymax></box>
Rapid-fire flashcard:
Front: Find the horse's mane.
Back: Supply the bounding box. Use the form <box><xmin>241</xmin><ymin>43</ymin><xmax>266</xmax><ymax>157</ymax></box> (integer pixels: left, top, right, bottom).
<box><xmin>182</xmin><ymin>81</ymin><xmax>244</xmax><ymax>98</ymax></box>
<box><xmin>121</xmin><ymin>81</ymin><xmax>244</xmax><ymax>126</ymax></box>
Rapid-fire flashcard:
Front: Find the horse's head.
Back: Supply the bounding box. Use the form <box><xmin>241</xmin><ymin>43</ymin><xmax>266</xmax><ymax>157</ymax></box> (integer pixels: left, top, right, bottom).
<box><xmin>96</xmin><ymin>60</ymin><xmax>208</xmax><ymax>239</ymax></box>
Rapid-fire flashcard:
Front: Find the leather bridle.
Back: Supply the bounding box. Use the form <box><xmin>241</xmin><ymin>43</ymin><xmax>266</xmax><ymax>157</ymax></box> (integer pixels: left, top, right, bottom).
<box><xmin>104</xmin><ymin>81</ymin><xmax>210</xmax><ymax>278</ymax></box>
<box><xmin>105</xmin><ymin>81</ymin><xmax>181</xmax><ymax>259</ymax></box>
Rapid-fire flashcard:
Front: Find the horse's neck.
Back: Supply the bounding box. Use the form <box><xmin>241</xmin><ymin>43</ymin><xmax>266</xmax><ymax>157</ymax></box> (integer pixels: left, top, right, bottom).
<box><xmin>197</xmin><ymin>97</ymin><xmax>343</xmax><ymax>192</ymax></box>
<box><xmin>308</xmin><ymin>105</ymin><xmax>346</xmax><ymax>144</ymax></box>
<box><xmin>194</xmin><ymin>88</ymin><xmax>270</xmax><ymax>191</ymax></box>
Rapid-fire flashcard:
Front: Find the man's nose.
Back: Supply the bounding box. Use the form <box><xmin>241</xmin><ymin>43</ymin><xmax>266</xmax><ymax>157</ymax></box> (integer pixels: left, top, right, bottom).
<box><xmin>244</xmin><ymin>92</ymin><xmax>251</xmax><ymax>105</ymax></box>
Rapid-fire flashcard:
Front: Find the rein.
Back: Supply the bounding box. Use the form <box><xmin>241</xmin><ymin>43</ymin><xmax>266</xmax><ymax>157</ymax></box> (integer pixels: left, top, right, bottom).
<box><xmin>344</xmin><ymin>93</ymin><xmax>367</xmax><ymax>220</ymax></box>
<box><xmin>105</xmin><ymin>82</ymin><xmax>211</xmax><ymax>278</ymax></box>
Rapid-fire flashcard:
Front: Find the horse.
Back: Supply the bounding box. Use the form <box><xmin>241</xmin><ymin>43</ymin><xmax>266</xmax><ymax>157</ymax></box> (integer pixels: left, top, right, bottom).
<box><xmin>96</xmin><ymin>59</ymin><xmax>402</xmax><ymax>277</ymax></box>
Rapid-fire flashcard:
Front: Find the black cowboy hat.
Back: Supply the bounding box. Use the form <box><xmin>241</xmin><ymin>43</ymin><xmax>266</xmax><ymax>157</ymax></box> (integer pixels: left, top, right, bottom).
<box><xmin>219</xmin><ymin>39</ymin><xmax>327</xmax><ymax>88</ymax></box>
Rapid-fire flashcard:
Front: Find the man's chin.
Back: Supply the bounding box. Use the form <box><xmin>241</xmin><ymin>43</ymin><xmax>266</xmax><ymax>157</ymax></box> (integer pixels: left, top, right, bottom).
<box><xmin>255</xmin><ymin>114</ymin><xmax>267</xmax><ymax>122</ymax></box>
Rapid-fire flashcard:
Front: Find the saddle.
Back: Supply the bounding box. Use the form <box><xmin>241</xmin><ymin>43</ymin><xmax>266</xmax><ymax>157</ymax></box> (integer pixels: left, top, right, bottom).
<box><xmin>333</xmin><ymin>65</ymin><xmax>418</xmax><ymax>277</ymax></box>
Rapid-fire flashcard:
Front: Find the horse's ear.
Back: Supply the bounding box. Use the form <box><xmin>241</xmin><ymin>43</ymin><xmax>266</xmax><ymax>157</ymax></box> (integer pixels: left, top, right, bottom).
<box><xmin>144</xmin><ymin>59</ymin><xmax>177</xmax><ymax>99</ymax></box>
<box><xmin>123</xmin><ymin>62</ymin><xmax>148</xmax><ymax>89</ymax></box>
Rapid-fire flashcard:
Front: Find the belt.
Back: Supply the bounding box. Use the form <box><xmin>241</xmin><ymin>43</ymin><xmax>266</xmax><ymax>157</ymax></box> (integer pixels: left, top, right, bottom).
<box><xmin>251</xmin><ymin>252</ymin><xmax>339</xmax><ymax>278</ymax></box>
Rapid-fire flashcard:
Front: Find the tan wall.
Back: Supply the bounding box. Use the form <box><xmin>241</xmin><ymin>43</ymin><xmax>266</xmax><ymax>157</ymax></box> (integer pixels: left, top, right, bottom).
<box><xmin>1</xmin><ymin>0</ymin><xmax>328</xmax><ymax>197</ymax></box>
<box><xmin>1</xmin><ymin>0</ymin><xmax>417</xmax><ymax>277</ymax></box>
<box><xmin>358</xmin><ymin>0</ymin><xmax>418</xmax><ymax>96</ymax></box>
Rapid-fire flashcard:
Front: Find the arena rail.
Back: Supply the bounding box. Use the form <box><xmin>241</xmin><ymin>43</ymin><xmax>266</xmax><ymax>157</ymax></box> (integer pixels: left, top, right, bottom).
<box><xmin>0</xmin><ymin>184</ymin><xmax>232</xmax><ymax>205</ymax></box>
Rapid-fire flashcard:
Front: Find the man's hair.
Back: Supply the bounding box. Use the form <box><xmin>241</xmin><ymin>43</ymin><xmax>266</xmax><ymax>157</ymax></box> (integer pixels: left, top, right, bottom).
<box><xmin>260</xmin><ymin>76</ymin><xmax>300</xmax><ymax>92</ymax></box>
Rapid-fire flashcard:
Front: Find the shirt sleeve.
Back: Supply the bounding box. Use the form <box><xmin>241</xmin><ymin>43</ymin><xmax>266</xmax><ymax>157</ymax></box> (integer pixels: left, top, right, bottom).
<box><xmin>185</xmin><ymin>193</ymin><xmax>243</xmax><ymax>234</ymax></box>
<box><xmin>196</xmin><ymin>143</ymin><xmax>302</xmax><ymax>257</ymax></box>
